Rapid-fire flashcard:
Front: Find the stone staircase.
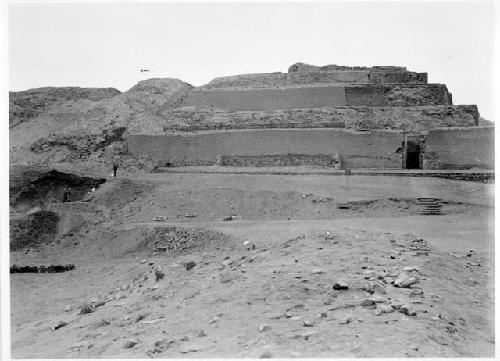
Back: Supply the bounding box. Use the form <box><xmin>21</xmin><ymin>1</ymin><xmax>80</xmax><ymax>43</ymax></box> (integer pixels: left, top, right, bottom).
<box><xmin>417</xmin><ymin>197</ymin><xmax>443</xmax><ymax>215</ymax></box>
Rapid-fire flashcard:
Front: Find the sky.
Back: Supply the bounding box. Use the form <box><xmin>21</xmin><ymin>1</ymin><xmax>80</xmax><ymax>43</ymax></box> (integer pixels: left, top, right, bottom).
<box><xmin>8</xmin><ymin>1</ymin><xmax>496</xmax><ymax>119</ymax></box>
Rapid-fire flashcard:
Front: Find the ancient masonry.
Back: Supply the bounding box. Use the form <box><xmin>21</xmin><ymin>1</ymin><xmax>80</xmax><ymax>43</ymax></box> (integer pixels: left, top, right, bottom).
<box><xmin>127</xmin><ymin>63</ymin><xmax>493</xmax><ymax>170</ymax></box>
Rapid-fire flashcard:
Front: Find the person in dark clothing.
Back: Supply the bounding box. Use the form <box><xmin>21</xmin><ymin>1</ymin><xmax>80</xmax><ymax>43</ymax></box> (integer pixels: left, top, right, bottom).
<box><xmin>63</xmin><ymin>186</ymin><xmax>71</xmax><ymax>203</ymax></box>
<box><xmin>113</xmin><ymin>162</ymin><xmax>118</xmax><ymax>177</ymax></box>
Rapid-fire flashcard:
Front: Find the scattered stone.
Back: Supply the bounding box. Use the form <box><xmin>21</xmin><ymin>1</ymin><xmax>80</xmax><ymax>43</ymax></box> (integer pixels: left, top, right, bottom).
<box><xmin>209</xmin><ymin>315</ymin><xmax>220</xmax><ymax>324</ymax></box>
<box><xmin>399</xmin><ymin>304</ymin><xmax>417</xmax><ymax>316</ymax></box>
<box><xmin>78</xmin><ymin>303</ymin><xmax>96</xmax><ymax>315</ymax></box>
<box><xmin>259</xmin><ymin>324</ymin><xmax>272</xmax><ymax>332</ymax></box>
<box><xmin>290</xmin><ymin>315</ymin><xmax>303</xmax><ymax>321</ymax></box>
<box><xmin>97</xmin><ymin>318</ymin><xmax>111</xmax><ymax>326</ymax></box>
<box><xmin>123</xmin><ymin>339</ymin><xmax>138</xmax><ymax>349</ymax></box>
<box><xmin>135</xmin><ymin>314</ymin><xmax>146</xmax><ymax>323</ymax></box>
<box><xmin>302</xmin><ymin>319</ymin><xmax>314</xmax><ymax>327</ymax></box>
<box><xmin>140</xmin><ymin>319</ymin><xmax>162</xmax><ymax>325</ymax></box>
<box><xmin>363</xmin><ymin>282</ymin><xmax>374</xmax><ymax>293</ymax></box>
<box><xmin>259</xmin><ymin>350</ymin><xmax>273</xmax><ymax>358</ymax></box>
<box><xmin>361</xmin><ymin>299</ymin><xmax>376</xmax><ymax>307</ymax></box>
<box><xmin>282</xmin><ymin>234</ymin><xmax>305</xmax><ymax>248</ymax></box>
<box><xmin>301</xmin><ymin>330</ymin><xmax>319</xmax><ymax>339</ymax></box>
<box><xmin>410</xmin><ymin>288</ymin><xmax>424</xmax><ymax>297</ymax></box>
<box><xmin>402</xmin><ymin>266</ymin><xmax>419</xmax><ymax>272</ymax></box>
<box><xmin>373</xmin><ymin>283</ymin><xmax>387</xmax><ymax>294</ymax></box>
<box><xmin>287</xmin><ymin>303</ymin><xmax>305</xmax><ymax>311</ymax></box>
<box><xmin>393</xmin><ymin>272</ymin><xmax>419</xmax><ymax>288</ymax></box>
<box><xmin>154</xmin><ymin>267</ymin><xmax>165</xmax><ymax>281</ymax></box>
<box><xmin>374</xmin><ymin>304</ymin><xmax>394</xmax><ymax>316</ymax></box>
<box><xmin>139</xmin><ymin>259</ymin><xmax>148</xmax><ymax>264</ymax></box>
<box><xmin>312</xmin><ymin>268</ymin><xmax>324</xmax><ymax>274</ymax></box>
<box><xmin>390</xmin><ymin>302</ymin><xmax>403</xmax><ymax>310</ymax></box>
<box><xmin>179</xmin><ymin>342</ymin><xmax>207</xmax><ymax>353</ymax></box>
<box><xmin>364</xmin><ymin>282</ymin><xmax>386</xmax><ymax>294</ymax></box>
<box><xmin>223</xmin><ymin>214</ymin><xmax>237</xmax><ymax>221</ymax></box>
<box><xmin>64</xmin><ymin>305</ymin><xmax>73</xmax><ymax>312</ymax></box>
<box><xmin>338</xmin><ymin>314</ymin><xmax>353</xmax><ymax>324</ymax></box>
<box><xmin>153</xmin><ymin>216</ymin><xmax>168</xmax><ymax>222</ymax></box>
<box><xmin>367</xmin><ymin>295</ymin><xmax>386</xmax><ymax>303</ymax></box>
<box><xmin>114</xmin><ymin>293</ymin><xmax>126</xmax><ymax>301</ymax></box>
<box><xmin>332</xmin><ymin>281</ymin><xmax>348</xmax><ymax>290</ymax></box>
<box><xmin>54</xmin><ymin>320</ymin><xmax>68</xmax><ymax>330</ymax></box>
<box><xmin>184</xmin><ymin>213</ymin><xmax>197</xmax><ymax>218</ymax></box>
<box><xmin>10</xmin><ymin>264</ymin><xmax>75</xmax><ymax>273</ymax></box>
<box><xmin>185</xmin><ymin>261</ymin><xmax>196</xmax><ymax>271</ymax></box>
<box><xmin>269</xmin><ymin>313</ymin><xmax>283</xmax><ymax>320</ymax></box>
<box><xmin>363</xmin><ymin>270</ymin><xmax>377</xmax><ymax>279</ymax></box>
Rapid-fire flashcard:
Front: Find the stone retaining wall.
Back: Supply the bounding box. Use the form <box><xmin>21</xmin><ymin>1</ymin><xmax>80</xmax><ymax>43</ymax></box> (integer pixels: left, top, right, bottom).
<box><xmin>128</xmin><ymin>105</ymin><xmax>478</xmax><ymax>134</ymax></box>
<box><xmin>218</xmin><ymin>153</ymin><xmax>340</xmax><ymax>168</ymax></box>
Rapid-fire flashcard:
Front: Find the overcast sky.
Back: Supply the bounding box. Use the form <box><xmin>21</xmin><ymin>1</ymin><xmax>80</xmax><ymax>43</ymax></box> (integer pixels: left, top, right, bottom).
<box><xmin>9</xmin><ymin>1</ymin><xmax>495</xmax><ymax>119</ymax></box>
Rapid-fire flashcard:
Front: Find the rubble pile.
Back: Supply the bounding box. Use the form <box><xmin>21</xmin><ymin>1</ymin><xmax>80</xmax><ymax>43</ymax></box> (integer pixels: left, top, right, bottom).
<box><xmin>144</xmin><ymin>227</ymin><xmax>232</xmax><ymax>254</ymax></box>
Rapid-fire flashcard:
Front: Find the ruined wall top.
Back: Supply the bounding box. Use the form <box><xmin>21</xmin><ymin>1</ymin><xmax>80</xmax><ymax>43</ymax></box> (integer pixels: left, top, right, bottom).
<box><xmin>203</xmin><ymin>62</ymin><xmax>427</xmax><ymax>90</ymax></box>
<box><xmin>287</xmin><ymin>62</ymin><xmax>408</xmax><ymax>73</ymax></box>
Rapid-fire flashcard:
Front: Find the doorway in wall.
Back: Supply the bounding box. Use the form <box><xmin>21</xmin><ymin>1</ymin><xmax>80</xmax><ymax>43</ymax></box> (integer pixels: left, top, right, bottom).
<box><xmin>405</xmin><ymin>135</ymin><xmax>421</xmax><ymax>169</ymax></box>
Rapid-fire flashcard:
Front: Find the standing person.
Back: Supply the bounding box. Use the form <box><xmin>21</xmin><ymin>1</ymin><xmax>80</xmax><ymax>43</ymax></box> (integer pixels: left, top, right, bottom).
<box><xmin>63</xmin><ymin>186</ymin><xmax>71</xmax><ymax>203</ymax></box>
<box><xmin>112</xmin><ymin>162</ymin><xmax>119</xmax><ymax>177</ymax></box>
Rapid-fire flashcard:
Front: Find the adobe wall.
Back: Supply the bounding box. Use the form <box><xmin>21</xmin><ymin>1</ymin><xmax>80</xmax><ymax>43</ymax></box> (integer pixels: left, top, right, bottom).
<box><xmin>182</xmin><ymin>84</ymin><xmax>451</xmax><ymax>111</ymax></box>
<box><xmin>422</xmin><ymin>127</ymin><xmax>494</xmax><ymax>170</ymax></box>
<box><xmin>127</xmin><ymin>129</ymin><xmax>404</xmax><ymax>169</ymax></box>
<box><xmin>184</xmin><ymin>86</ymin><xmax>347</xmax><ymax>110</ymax></box>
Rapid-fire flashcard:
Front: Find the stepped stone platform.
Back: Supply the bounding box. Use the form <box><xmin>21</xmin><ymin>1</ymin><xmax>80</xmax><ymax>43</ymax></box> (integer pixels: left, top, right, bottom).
<box><xmin>125</xmin><ymin>62</ymin><xmax>493</xmax><ymax>171</ymax></box>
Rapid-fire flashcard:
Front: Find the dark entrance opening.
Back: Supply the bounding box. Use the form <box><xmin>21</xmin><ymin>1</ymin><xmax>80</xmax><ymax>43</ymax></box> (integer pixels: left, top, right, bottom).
<box><xmin>405</xmin><ymin>136</ymin><xmax>421</xmax><ymax>169</ymax></box>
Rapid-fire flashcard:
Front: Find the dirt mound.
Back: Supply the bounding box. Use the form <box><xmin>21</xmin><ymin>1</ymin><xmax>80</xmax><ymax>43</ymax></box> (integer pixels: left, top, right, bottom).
<box><xmin>10</xmin><ymin>210</ymin><xmax>59</xmax><ymax>250</ymax></box>
<box><xmin>9</xmin><ymin>78</ymin><xmax>195</xmax><ymax>166</ymax></box>
<box><xmin>9</xmin><ymin>87</ymin><xmax>121</xmax><ymax>128</ymax></box>
<box><xmin>10</xmin><ymin>225</ymin><xmax>493</xmax><ymax>357</ymax></box>
<box><xmin>124</xmin><ymin>78</ymin><xmax>193</xmax><ymax>113</ymax></box>
<box><xmin>139</xmin><ymin>226</ymin><xmax>233</xmax><ymax>254</ymax></box>
<box><xmin>10</xmin><ymin>167</ymin><xmax>106</xmax><ymax>209</ymax></box>
<box><xmin>94</xmin><ymin>178</ymin><xmax>154</xmax><ymax>211</ymax></box>
<box><xmin>30</xmin><ymin>127</ymin><xmax>127</xmax><ymax>162</ymax></box>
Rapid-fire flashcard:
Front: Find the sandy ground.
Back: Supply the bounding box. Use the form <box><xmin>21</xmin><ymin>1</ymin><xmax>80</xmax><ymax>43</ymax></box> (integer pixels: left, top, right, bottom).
<box><xmin>10</xmin><ymin>172</ymin><xmax>494</xmax><ymax>358</ymax></box>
